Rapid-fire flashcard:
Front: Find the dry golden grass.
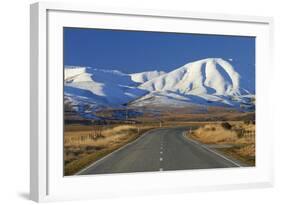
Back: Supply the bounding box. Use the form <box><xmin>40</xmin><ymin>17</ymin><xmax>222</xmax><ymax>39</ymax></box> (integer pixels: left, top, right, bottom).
<box><xmin>189</xmin><ymin>121</ymin><xmax>255</xmax><ymax>165</ymax></box>
<box><xmin>235</xmin><ymin>144</ymin><xmax>255</xmax><ymax>158</ymax></box>
<box><xmin>65</xmin><ymin>125</ymin><xmax>137</xmax><ymax>147</ymax></box>
<box><xmin>191</xmin><ymin>124</ymin><xmax>238</xmax><ymax>144</ymax></box>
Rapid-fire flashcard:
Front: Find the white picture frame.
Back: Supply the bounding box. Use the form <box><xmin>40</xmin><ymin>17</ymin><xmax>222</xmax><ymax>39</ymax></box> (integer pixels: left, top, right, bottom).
<box><xmin>30</xmin><ymin>2</ymin><xmax>274</xmax><ymax>202</ymax></box>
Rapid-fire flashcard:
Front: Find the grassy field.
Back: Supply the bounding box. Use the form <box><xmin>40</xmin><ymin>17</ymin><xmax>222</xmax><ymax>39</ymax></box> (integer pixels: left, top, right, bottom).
<box><xmin>187</xmin><ymin>121</ymin><xmax>255</xmax><ymax>165</ymax></box>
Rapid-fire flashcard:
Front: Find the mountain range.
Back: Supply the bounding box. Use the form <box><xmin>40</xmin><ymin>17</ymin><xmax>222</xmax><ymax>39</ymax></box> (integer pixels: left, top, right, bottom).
<box><xmin>64</xmin><ymin>58</ymin><xmax>255</xmax><ymax>116</ymax></box>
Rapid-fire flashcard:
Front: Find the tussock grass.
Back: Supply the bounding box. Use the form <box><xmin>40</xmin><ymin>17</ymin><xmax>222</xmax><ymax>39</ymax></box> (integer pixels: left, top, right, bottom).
<box><xmin>192</xmin><ymin>124</ymin><xmax>238</xmax><ymax>144</ymax></box>
<box><xmin>64</xmin><ymin>125</ymin><xmax>138</xmax><ymax>147</ymax></box>
<box><xmin>189</xmin><ymin>121</ymin><xmax>255</xmax><ymax>165</ymax></box>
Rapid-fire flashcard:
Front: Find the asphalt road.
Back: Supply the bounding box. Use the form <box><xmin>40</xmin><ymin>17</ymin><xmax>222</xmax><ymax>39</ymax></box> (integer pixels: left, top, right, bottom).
<box><xmin>77</xmin><ymin>127</ymin><xmax>241</xmax><ymax>175</ymax></box>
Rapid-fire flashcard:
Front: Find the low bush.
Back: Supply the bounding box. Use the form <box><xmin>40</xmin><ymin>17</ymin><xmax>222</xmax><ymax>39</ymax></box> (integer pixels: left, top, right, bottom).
<box><xmin>221</xmin><ymin>122</ymin><xmax>232</xmax><ymax>130</ymax></box>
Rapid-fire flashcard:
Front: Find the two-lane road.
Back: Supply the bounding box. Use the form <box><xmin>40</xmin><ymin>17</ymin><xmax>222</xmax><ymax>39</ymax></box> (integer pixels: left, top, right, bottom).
<box><xmin>77</xmin><ymin>127</ymin><xmax>241</xmax><ymax>175</ymax></box>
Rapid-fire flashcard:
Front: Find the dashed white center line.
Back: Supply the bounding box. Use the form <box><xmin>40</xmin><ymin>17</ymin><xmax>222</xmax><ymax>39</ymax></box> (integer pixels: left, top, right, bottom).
<box><xmin>160</xmin><ymin>138</ymin><xmax>164</xmax><ymax>171</ymax></box>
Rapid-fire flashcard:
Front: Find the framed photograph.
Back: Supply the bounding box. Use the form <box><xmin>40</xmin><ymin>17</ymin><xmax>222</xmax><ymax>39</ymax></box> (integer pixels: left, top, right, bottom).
<box><xmin>30</xmin><ymin>2</ymin><xmax>274</xmax><ymax>202</ymax></box>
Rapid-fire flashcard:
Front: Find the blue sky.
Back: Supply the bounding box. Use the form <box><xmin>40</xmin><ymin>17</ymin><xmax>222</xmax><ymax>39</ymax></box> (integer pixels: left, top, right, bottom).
<box><xmin>64</xmin><ymin>27</ymin><xmax>255</xmax><ymax>92</ymax></box>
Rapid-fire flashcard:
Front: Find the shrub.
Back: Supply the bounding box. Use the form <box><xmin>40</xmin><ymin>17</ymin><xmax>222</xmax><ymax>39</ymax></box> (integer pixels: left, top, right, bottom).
<box><xmin>221</xmin><ymin>122</ymin><xmax>232</xmax><ymax>130</ymax></box>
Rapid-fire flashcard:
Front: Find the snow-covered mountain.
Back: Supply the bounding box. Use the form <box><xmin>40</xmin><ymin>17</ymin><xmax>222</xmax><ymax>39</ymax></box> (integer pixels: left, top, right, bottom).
<box><xmin>130</xmin><ymin>58</ymin><xmax>253</xmax><ymax>108</ymax></box>
<box><xmin>64</xmin><ymin>66</ymin><xmax>147</xmax><ymax>110</ymax></box>
<box><xmin>64</xmin><ymin>58</ymin><xmax>255</xmax><ymax>114</ymax></box>
<box><xmin>140</xmin><ymin>58</ymin><xmax>240</xmax><ymax>96</ymax></box>
<box><xmin>130</xmin><ymin>70</ymin><xmax>166</xmax><ymax>83</ymax></box>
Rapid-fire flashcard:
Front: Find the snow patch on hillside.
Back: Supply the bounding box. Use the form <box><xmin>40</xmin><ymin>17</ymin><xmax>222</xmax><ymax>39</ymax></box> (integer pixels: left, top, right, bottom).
<box><xmin>130</xmin><ymin>70</ymin><xmax>166</xmax><ymax>83</ymax></box>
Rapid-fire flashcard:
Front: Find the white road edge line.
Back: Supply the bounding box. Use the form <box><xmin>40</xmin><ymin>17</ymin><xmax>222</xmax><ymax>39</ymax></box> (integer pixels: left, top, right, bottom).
<box><xmin>182</xmin><ymin>132</ymin><xmax>242</xmax><ymax>167</ymax></box>
<box><xmin>74</xmin><ymin>129</ymin><xmax>158</xmax><ymax>175</ymax></box>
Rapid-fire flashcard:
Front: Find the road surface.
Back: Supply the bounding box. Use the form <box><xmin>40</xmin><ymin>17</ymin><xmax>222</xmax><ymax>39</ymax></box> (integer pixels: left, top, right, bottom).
<box><xmin>77</xmin><ymin>127</ymin><xmax>241</xmax><ymax>175</ymax></box>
